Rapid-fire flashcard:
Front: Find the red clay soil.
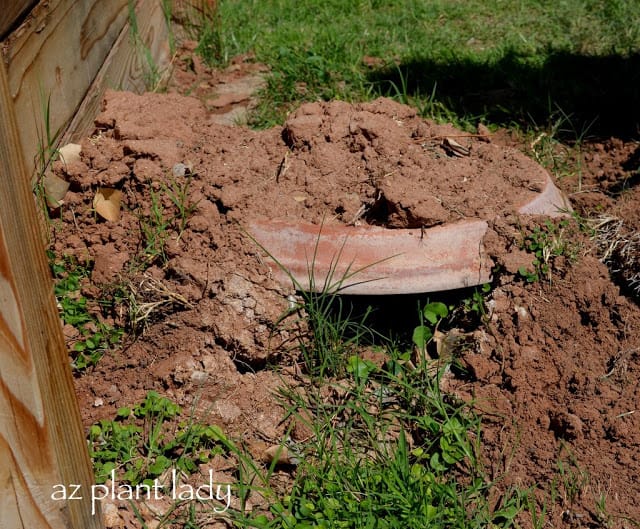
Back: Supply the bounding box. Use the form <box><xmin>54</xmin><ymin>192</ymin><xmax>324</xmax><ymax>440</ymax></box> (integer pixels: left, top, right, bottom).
<box><xmin>48</xmin><ymin>53</ymin><xmax>640</xmax><ymax>528</ymax></box>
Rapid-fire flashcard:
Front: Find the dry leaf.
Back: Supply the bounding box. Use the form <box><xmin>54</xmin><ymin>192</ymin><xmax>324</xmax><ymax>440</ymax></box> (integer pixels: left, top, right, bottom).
<box><xmin>58</xmin><ymin>143</ymin><xmax>82</xmax><ymax>165</ymax></box>
<box><xmin>435</xmin><ymin>328</ymin><xmax>469</xmax><ymax>357</ymax></box>
<box><xmin>43</xmin><ymin>173</ymin><xmax>70</xmax><ymax>208</ymax></box>
<box><xmin>441</xmin><ymin>137</ymin><xmax>470</xmax><ymax>157</ymax></box>
<box><xmin>93</xmin><ymin>188</ymin><xmax>122</xmax><ymax>222</ymax></box>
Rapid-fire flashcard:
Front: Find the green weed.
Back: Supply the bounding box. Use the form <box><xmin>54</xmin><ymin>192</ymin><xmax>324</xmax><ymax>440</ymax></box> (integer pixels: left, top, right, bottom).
<box><xmin>137</xmin><ymin>176</ymin><xmax>199</xmax><ymax>267</ymax></box>
<box><xmin>128</xmin><ymin>0</ymin><xmax>167</xmax><ymax>91</ymax></box>
<box><xmin>33</xmin><ymin>90</ymin><xmax>64</xmax><ymax>220</ymax></box>
<box><xmin>118</xmin><ymin>238</ymin><xmax>529</xmax><ymax>527</ymax></box>
<box><xmin>139</xmin><ymin>186</ymin><xmax>172</xmax><ymax>265</ymax></box>
<box><xmin>50</xmin><ymin>253</ymin><xmax>123</xmax><ymax>369</ymax></box>
<box><xmin>160</xmin><ymin>0</ymin><xmax>177</xmax><ymax>56</ymax></box>
<box><xmin>257</xmin><ymin>340</ymin><xmax>525</xmax><ymax>529</ymax></box>
<box><xmin>226</xmin><ymin>229</ymin><xmax>527</xmax><ymax>527</ymax></box>
<box><xmin>556</xmin><ymin>448</ymin><xmax>589</xmax><ymax>508</ymax></box>
<box><xmin>518</xmin><ymin>219</ymin><xmax>575</xmax><ymax>283</ymax></box>
<box><xmin>194</xmin><ymin>5</ymin><xmax>226</xmax><ymax>67</ymax></box>
<box><xmin>292</xmin><ymin>287</ymin><xmax>376</xmax><ymax>380</ymax></box>
<box><xmin>527</xmin><ymin>106</ymin><xmax>596</xmax><ymax>191</ymax></box>
<box><xmin>521</xmin><ymin>488</ymin><xmax>549</xmax><ymax>529</ymax></box>
<box><xmin>164</xmin><ymin>175</ymin><xmax>199</xmax><ymax>237</ymax></box>
<box><xmin>176</xmin><ymin>0</ymin><xmax>227</xmax><ymax>67</ymax></box>
<box><xmin>35</xmin><ymin>91</ymin><xmax>61</xmax><ymax>170</ymax></box>
<box><xmin>594</xmin><ymin>491</ymin><xmax>614</xmax><ymax>528</ymax></box>
<box><xmin>461</xmin><ymin>283</ymin><xmax>492</xmax><ymax>322</ymax></box>
<box><xmin>89</xmin><ymin>391</ymin><xmax>225</xmax><ymax>486</ymax></box>
<box><xmin>412</xmin><ymin>300</ymin><xmax>450</xmax><ymax>353</ymax></box>
<box><xmin>246</xmin><ymin>222</ymin><xmax>393</xmax><ymax>380</ymax></box>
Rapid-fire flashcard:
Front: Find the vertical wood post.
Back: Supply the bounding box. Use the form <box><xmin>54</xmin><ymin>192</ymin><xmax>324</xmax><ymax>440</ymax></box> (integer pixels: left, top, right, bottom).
<box><xmin>0</xmin><ymin>60</ymin><xmax>103</xmax><ymax>528</ymax></box>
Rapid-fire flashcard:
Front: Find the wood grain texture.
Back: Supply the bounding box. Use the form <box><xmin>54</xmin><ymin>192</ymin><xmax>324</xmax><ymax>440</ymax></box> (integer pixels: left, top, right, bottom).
<box><xmin>0</xmin><ymin>0</ymin><xmax>35</xmax><ymax>38</ymax></box>
<box><xmin>2</xmin><ymin>0</ymin><xmax>129</xmax><ymax>176</ymax></box>
<box><xmin>0</xmin><ymin>60</ymin><xmax>102</xmax><ymax>529</ymax></box>
<box><xmin>64</xmin><ymin>0</ymin><xmax>171</xmax><ymax>143</ymax></box>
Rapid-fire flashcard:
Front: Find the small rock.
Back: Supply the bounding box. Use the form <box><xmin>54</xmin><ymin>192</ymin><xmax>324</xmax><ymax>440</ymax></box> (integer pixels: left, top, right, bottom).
<box><xmin>262</xmin><ymin>444</ymin><xmax>298</xmax><ymax>465</ymax></box>
<box><xmin>190</xmin><ymin>370</ymin><xmax>208</xmax><ymax>384</ymax></box>
<box><xmin>58</xmin><ymin>143</ymin><xmax>82</xmax><ymax>165</ymax></box>
<box><xmin>102</xmin><ymin>500</ymin><xmax>123</xmax><ymax>528</ymax></box>
<box><xmin>214</xmin><ymin>401</ymin><xmax>242</xmax><ymax>422</ymax></box>
<box><xmin>515</xmin><ymin>305</ymin><xmax>528</xmax><ymax>322</ymax></box>
<box><xmin>172</xmin><ymin>162</ymin><xmax>192</xmax><ymax>177</ymax></box>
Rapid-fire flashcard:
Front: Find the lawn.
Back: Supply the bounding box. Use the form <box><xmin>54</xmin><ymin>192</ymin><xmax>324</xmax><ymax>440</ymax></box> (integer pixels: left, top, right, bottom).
<box><xmin>211</xmin><ymin>0</ymin><xmax>640</xmax><ymax>133</ymax></box>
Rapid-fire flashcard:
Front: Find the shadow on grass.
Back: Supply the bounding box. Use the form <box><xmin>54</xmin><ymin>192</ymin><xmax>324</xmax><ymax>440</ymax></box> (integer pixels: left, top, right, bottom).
<box><xmin>368</xmin><ymin>49</ymin><xmax>640</xmax><ymax>139</ymax></box>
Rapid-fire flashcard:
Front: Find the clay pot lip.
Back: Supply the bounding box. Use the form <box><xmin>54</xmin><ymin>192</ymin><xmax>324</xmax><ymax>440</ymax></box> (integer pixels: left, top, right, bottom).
<box><xmin>248</xmin><ymin>172</ymin><xmax>571</xmax><ymax>295</ymax></box>
<box><xmin>248</xmin><ymin>217</ymin><xmax>493</xmax><ymax>295</ymax></box>
<box><xmin>516</xmin><ymin>172</ymin><xmax>572</xmax><ymax>216</ymax></box>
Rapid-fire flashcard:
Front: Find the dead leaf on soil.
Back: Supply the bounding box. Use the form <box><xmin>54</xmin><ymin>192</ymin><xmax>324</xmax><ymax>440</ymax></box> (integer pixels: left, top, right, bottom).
<box><xmin>58</xmin><ymin>143</ymin><xmax>82</xmax><ymax>165</ymax></box>
<box><xmin>93</xmin><ymin>187</ymin><xmax>122</xmax><ymax>222</ymax></box>
<box><xmin>441</xmin><ymin>137</ymin><xmax>471</xmax><ymax>157</ymax></box>
<box><xmin>434</xmin><ymin>328</ymin><xmax>470</xmax><ymax>357</ymax></box>
<box><xmin>43</xmin><ymin>172</ymin><xmax>70</xmax><ymax>208</ymax></box>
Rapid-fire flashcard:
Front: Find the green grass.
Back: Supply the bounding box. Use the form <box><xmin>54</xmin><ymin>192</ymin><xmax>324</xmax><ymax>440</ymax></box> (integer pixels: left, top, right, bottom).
<box><xmin>205</xmin><ymin>0</ymin><xmax>640</xmax><ymax>133</ymax></box>
<box><xmin>33</xmin><ymin>89</ymin><xmax>64</xmax><ymax>221</ymax></box>
<box><xmin>96</xmin><ymin>228</ymin><xmax>524</xmax><ymax>527</ymax></box>
<box><xmin>136</xmin><ymin>176</ymin><xmax>199</xmax><ymax>267</ymax></box>
<box><xmin>191</xmin><ymin>232</ymin><xmax>524</xmax><ymax>528</ymax></box>
<box><xmin>233</xmin><ymin>287</ymin><xmax>528</xmax><ymax>528</ymax></box>
<box><xmin>268</xmin><ymin>358</ymin><xmax>522</xmax><ymax>529</ymax></box>
<box><xmin>159</xmin><ymin>291</ymin><xmax>527</xmax><ymax>528</ymax></box>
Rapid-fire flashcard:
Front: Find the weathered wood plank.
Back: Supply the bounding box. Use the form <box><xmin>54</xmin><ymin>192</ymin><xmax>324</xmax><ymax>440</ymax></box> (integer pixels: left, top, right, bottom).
<box><xmin>0</xmin><ymin>0</ymin><xmax>35</xmax><ymax>38</ymax></box>
<box><xmin>64</xmin><ymin>0</ymin><xmax>171</xmax><ymax>143</ymax></box>
<box><xmin>2</xmin><ymin>0</ymin><xmax>129</xmax><ymax>176</ymax></box>
<box><xmin>0</xmin><ymin>60</ymin><xmax>102</xmax><ymax>529</ymax></box>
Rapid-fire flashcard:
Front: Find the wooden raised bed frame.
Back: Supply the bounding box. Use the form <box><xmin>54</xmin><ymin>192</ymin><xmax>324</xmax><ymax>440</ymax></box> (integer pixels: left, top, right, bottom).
<box><xmin>0</xmin><ymin>1</ymin><xmax>204</xmax><ymax>527</ymax></box>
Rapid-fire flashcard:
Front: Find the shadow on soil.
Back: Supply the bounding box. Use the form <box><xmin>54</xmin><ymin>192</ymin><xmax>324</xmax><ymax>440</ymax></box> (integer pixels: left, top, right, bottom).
<box><xmin>369</xmin><ymin>50</ymin><xmax>640</xmax><ymax>139</ymax></box>
<box><xmin>317</xmin><ymin>286</ymin><xmax>484</xmax><ymax>346</ymax></box>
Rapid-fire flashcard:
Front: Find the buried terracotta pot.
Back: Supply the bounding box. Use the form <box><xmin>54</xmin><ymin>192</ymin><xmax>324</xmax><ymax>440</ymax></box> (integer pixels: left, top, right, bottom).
<box><xmin>248</xmin><ymin>173</ymin><xmax>571</xmax><ymax>295</ymax></box>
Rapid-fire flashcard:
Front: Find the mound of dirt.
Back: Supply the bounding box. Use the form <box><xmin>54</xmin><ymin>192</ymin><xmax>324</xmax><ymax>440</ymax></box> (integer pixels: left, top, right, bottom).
<box><xmin>49</xmin><ymin>86</ymin><xmax>640</xmax><ymax>528</ymax></box>
<box><xmin>451</xmin><ymin>220</ymin><xmax>640</xmax><ymax>527</ymax></box>
<box><xmin>89</xmin><ymin>90</ymin><xmax>550</xmax><ymax>228</ymax></box>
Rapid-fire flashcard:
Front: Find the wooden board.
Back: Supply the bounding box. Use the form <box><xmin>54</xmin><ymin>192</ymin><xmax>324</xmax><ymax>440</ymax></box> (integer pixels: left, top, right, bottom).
<box><xmin>2</xmin><ymin>0</ymin><xmax>173</xmax><ymax>176</ymax></box>
<box><xmin>0</xmin><ymin>0</ymin><xmax>35</xmax><ymax>38</ymax></box>
<box><xmin>0</xmin><ymin>59</ymin><xmax>102</xmax><ymax>529</ymax></box>
<box><xmin>2</xmin><ymin>0</ymin><xmax>130</xmax><ymax>176</ymax></box>
<box><xmin>64</xmin><ymin>0</ymin><xmax>172</xmax><ymax>144</ymax></box>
